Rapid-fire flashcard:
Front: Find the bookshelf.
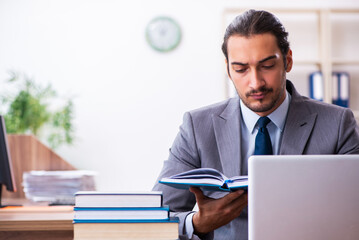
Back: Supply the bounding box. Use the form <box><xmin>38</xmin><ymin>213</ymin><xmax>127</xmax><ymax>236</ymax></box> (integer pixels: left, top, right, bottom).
<box><xmin>223</xmin><ymin>8</ymin><xmax>359</xmax><ymax>123</ymax></box>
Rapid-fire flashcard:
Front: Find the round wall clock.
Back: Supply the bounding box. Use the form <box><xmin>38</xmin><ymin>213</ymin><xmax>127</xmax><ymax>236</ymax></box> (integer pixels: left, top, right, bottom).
<box><xmin>146</xmin><ymin>16</ymin><xmax>182</xmax><ymax>52</ymax></box>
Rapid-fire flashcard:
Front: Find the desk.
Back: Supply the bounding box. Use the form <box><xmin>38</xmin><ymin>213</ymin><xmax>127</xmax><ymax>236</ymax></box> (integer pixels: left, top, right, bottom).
<box><xmin>0</xmin><ymin>205</ymin><xmax>74</xmax><ymax>240</ymax></box>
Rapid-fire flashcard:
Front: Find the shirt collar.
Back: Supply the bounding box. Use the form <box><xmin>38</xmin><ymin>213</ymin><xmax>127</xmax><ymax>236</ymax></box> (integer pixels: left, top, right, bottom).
<box><xmin>240</xmin><ymin>90</ymin><xmax>291</xmax><ymax>134</ymax></box>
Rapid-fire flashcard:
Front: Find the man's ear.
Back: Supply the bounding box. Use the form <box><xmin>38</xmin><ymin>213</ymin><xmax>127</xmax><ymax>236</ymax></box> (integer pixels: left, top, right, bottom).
<box><xmin>225</xmin><ymin>58</ymin><xmax>232</xmax><ymax>79</ymax></box>
<box><xmin>285</xmin><ymin>49</ymin><xmax>293</xmax><ymax>72</ymax></box>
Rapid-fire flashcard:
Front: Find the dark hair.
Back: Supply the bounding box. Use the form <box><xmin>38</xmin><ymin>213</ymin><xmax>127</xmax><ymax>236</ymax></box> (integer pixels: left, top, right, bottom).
<box><xmin>222</xmin><ymin>9</ymin><xmax>290</xmax><ymax>62</ymax></box>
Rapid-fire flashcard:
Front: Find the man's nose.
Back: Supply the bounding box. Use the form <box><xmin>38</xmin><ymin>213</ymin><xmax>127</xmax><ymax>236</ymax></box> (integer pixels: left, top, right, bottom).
<box><xmin>248</xmin><ymin>69</ymin><xmax>265</xmax><ymax>89</ymax></box>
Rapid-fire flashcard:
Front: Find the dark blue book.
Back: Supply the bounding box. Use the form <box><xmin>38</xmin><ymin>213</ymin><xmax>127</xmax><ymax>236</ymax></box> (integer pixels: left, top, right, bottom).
<box><xmin>73</xmin><ymin>216</ymin><xmax>179</xmax><ymax>224</ymax></box>
<box><xmin>74</xmin><ymin>206</ymin><xmax>169</xmax><ymax>221</ymax></box>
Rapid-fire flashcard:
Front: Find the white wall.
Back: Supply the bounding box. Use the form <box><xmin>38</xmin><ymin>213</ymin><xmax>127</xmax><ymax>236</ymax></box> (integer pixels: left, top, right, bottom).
<box><xmin>1</xmin><ymin>0</ymin><xmax>358</xmax><ymax>192</ymax></box>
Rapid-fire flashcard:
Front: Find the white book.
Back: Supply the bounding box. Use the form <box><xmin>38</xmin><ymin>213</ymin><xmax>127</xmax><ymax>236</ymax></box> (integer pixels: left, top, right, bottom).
<box><xmin>75</xmin><ymin>191</ymin><xmax>163</xmax><ymax>208</ymax></box>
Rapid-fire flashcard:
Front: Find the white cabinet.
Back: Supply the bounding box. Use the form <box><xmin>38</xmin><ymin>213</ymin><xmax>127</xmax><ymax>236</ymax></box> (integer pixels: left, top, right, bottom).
<box><xmin>223</xmin><ymin>9</ymin><xmax>359</xmax><ymax>122</ymax></box>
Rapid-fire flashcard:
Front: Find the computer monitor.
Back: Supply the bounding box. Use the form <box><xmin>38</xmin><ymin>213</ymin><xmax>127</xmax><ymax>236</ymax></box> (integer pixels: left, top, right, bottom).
<box><xmin>0</xmin><ymin>115</ymin><xmax>17</xmax><ymax>207</ymax></box>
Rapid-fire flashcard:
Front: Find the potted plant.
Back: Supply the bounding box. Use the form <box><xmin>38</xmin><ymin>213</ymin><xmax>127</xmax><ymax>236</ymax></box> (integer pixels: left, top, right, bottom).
<box><xmin>0</xmin><ymin>71</ymin><xmax>75</xmax><ymax>149</ymax></box>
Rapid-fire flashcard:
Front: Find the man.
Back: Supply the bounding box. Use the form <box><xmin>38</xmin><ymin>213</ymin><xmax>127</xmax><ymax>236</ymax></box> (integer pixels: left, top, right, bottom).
<box><xmin>153</xmin><ymin>9</ymin><xmax>359</xmax><ymax>240</ymax></box>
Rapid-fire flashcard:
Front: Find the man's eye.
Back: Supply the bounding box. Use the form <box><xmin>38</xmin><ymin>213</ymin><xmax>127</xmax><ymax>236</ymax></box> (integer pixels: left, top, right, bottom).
<box><xmin>262</xmin><ymin>64</ymin><xmax>274</xmax><ymax>69</ymax></box>
<box><xmin>234</xmin><ymin>68</ymin><xmax>247</xmax><ymax>73</ymax></box>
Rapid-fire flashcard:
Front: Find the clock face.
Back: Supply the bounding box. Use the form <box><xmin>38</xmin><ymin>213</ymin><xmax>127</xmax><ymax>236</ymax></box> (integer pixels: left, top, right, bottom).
<box><xmin>146</xmin><ymin>16</ymin><xmax>181</xmax><ymax>52</ymax></box>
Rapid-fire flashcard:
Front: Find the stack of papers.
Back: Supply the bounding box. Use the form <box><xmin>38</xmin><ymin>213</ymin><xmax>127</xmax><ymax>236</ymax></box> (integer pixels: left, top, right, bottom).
<box><xmin>23</xmin><ymin>170</ymin><xmax>97</xmax><ymax>204</ymax></box>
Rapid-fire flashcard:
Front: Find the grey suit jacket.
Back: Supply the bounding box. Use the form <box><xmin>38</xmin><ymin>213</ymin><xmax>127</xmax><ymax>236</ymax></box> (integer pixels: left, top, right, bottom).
<box><xmin>153</xmin><ymin>80</ymin><xmax>359</xmax><ymax>240</ymax></box>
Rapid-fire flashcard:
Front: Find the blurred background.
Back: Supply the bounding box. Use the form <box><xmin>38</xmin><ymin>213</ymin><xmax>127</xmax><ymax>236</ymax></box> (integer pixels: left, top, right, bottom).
<box><xmin>0</xmin><ymin>0</ymin><xmax>358</xmax><ymax>192</ymax></box>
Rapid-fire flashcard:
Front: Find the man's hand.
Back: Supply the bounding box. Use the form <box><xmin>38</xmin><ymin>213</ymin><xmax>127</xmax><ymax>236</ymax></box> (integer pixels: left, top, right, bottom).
<box><xmin>189</xmin><ymin>187</ymin><xmax>248</xmax><ymax>236</ymax></box>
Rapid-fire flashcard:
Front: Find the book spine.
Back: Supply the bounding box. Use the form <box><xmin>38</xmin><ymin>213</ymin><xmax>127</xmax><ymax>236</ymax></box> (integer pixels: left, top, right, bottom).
<box><xmin>73</xmin><ymin>217</ymin><xmax>179</xmax><ymax>224</ymax></box>
<box><xmin>74</xmin><ymin>206</ymin><xmax>169</xmax><ymax>211</ymax></box>
<box><xmin>75</xmin><ymin>192</ymin><xmax>163</xmax><ymax>196</ymax></box>
<box><xmin>73</xmin><ymin>205</ymin><xmax>170</xmax><ymax>221</ymax></box>
<box><xmin>74</xmin><ymin>192</ymin><xmax>164</xmax><ymax>208</ymax></box>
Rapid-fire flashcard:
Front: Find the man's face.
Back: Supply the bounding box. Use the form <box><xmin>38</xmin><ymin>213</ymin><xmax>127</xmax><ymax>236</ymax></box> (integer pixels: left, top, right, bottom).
<box><xmin>226</xmin><ymin>33</ymin><xmax>292</xmax><ymax>116</ymax></box>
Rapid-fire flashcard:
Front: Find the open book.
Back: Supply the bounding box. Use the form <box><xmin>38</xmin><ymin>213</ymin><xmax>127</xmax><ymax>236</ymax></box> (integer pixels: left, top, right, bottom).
<box><xmin>159</xmin><ymin>168</ymin><xmax>248</xmax><ymax>192</ymax></box>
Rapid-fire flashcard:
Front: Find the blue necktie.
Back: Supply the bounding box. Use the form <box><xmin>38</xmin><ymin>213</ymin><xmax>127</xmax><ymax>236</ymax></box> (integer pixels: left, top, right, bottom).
<box><xmin>254</xmin><ymin>117</ymin><xmax>273</xmax><ymax>155</ymax></box>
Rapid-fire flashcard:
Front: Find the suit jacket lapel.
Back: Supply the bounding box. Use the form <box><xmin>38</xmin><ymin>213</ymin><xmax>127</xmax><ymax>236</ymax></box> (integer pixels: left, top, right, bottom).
<box><xmin>280</xmin><ymin>110</ymin><xmax>317</xmax><ymax>154</ymax></box>
<box><xmin>212</xmin><ymin>98</ymin><xmax>242</xmax><ymax>177</ymax></box>
<box><xmin>280</xmin><ymin>81</ymin><xmax>317</xmax><ymax>154</ymax></box>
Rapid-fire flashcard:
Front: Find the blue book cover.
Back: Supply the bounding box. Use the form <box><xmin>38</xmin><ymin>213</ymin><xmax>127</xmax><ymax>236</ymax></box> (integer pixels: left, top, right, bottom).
<box><xmin>74</xmin><ymin>206</ymin><xmax>170</xmax><ymax>220</ymax></box>
<box><xmin>73</xmin><ymin>217</ymin><xmax>179</xmax><ymax>224</ymax></box>
<box><xmin>74</xmin><ymin>206</ymin><xmax>169</xmax><ymax>211</ymax></box>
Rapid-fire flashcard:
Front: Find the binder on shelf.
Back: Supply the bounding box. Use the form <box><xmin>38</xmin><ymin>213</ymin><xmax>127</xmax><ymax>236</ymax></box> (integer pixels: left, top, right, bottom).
<box><xmin>332</xmin><ymin>72</ymin><xmax>350</xmax><ymax>107</ymax></box>
<box><xmin>309</xmin><ymin>72</ymin><xmax>324</xmax><ymax>102</ymax></box>
<box><xmin>309</xmin><ymin>71</ymin><xmax>350</xmax><ymax>108</ymax></box>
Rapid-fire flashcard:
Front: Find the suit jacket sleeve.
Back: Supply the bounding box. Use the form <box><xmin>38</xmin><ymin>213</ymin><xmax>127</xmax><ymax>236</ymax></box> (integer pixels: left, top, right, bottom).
<box><xmin>153</xmin><ymin>112</ymin><xmax>213</xmax><ymax>240</ymax></box>
<box><xmin>336</xmin><ymin>108</ymin><xmax>359</xmax><ymax>154</ymax></box>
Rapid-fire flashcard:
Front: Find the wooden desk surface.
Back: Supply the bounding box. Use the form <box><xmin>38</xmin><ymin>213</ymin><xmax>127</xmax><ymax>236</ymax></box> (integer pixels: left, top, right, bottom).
<box><xmin>0</xmin><ymin>205</ymin><xmax>74</xmax><ymax>231</ymax></box>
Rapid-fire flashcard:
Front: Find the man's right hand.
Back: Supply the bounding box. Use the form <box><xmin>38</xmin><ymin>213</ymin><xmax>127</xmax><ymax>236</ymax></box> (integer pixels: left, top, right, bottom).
<box><xmin>189</xmin><ymin>187</ymin><xmax>248</xmax><ymax>236</ymax></box>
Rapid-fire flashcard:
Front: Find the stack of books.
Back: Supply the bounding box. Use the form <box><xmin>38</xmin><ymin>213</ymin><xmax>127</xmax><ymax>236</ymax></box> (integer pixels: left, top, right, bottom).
<box><xmin>73</xmin><ymin>191</ymin><xmax>179</xmax><ymax>239</ymax></box>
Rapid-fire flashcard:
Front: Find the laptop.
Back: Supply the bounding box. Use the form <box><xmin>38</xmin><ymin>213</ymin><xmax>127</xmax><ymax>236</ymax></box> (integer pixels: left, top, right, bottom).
<box><xmin>248</xmin><ymin>155</ymin><xmax>359</xmax><ymax>240</ymax></box>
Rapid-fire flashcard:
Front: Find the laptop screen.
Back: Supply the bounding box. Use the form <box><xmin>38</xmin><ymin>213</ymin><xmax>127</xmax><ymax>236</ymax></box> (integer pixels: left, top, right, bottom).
<box><xmin>248</xmin><ymin>155</ymin><xmax>359</xmax><ymax>240</ymax></box>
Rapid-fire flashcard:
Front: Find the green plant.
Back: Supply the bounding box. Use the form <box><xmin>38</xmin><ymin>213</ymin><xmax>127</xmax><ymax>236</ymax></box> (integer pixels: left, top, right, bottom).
<box><xmin>0</xmin><ymin>71</ymin><xmax>75</xmax><ymax>149</ymax></box>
